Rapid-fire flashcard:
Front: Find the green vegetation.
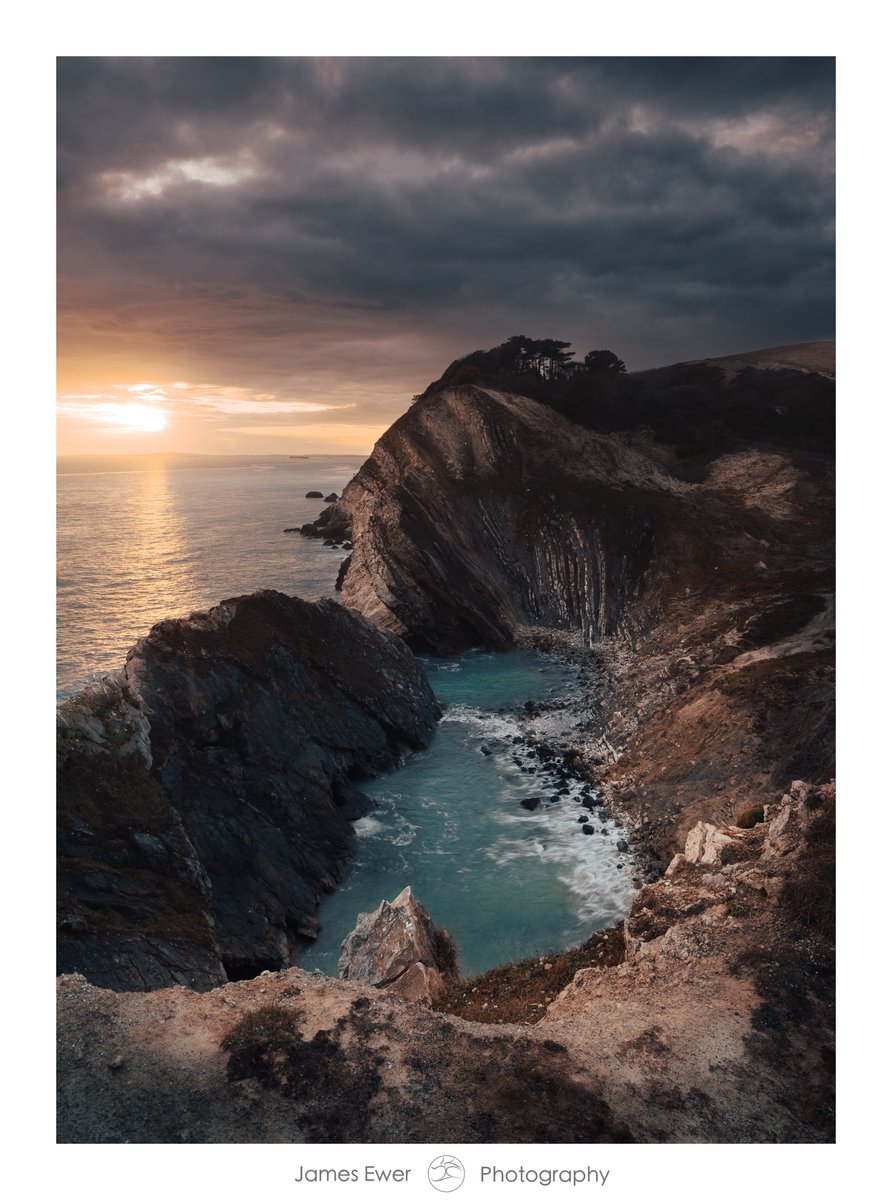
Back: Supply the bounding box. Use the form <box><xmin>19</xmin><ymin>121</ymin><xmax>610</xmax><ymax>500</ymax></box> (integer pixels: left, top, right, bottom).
<box><xmin>417</xmin><ymin>335</ymin><xmax>834</xmax><ymax>462</ymax></box>
<box><xmin>434</xmin><ymin>924</ymin><xmax>625</xmax><ymax>1025</ymax></box>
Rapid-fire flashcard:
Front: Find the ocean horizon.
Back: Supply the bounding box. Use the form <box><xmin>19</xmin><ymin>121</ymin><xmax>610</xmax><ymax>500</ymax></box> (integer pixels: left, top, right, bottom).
<box><xmin>56</xmin><ymin>453</ymin><xmax>365</xmax><ymax>697</ymax></box>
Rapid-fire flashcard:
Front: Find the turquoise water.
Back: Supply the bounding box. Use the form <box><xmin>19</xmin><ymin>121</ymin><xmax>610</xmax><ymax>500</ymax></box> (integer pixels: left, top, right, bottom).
<box><xmin>298</xmin><ymin>648</ymin><xmax>635</xmax><ymax>978</ymax></box>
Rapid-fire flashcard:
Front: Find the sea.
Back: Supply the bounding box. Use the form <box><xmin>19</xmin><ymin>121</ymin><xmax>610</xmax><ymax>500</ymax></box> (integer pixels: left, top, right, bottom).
<box><xmin>57</xmin><ymin>453</ymin><xmax>634</xmax><ymax>977</ymax></box>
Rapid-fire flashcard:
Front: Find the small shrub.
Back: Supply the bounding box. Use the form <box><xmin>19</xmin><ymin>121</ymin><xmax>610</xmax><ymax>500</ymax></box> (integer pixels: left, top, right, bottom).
<box><xmin>220</xmin><ymin>1004</ymin><xmax>297</xmax><ymax>1054</ymax></box>
<box><xmin>720</xmin><ymin>846</ymin><xmax>737</xmax><ymax>866</ymax></box>
<box><xmin>433</xmin><ymin>923</ymin><xmax>625</xmax><ymax>1025</ymax></box>
<box><xmin>727</xmin><ymin>899</ymin><xmax>748</xmax><ymax>917</ymax></box>
<box><xmin>433</xmin><ymin>927</ymin><xmax>460</xmax><ymax>979</ymax></box>
<box><xmin>736</xmin><ymin>805</ymin><xmax>765</xmax><ymax>829</ymax></box>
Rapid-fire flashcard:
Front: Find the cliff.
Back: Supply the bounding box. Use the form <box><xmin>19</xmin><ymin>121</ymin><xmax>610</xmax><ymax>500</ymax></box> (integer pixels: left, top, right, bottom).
<box><xmin>311</xmin><ymin>385</ymin><xmax>676</xmax><ymax>651</ymax></box>
<box><xmin>308</xmin><ymin>363</ymin><xmax>834</xmax><ymax>855</ymax></box>
<box><xmin>57</xmin><ymin>780</ymin><xmax>833</xmax><ymax>1143</ymax></box>
<box><xmin>57</xmin><ymin>591</ymin><xmax>440</xmax><ymax>990</ymax></box>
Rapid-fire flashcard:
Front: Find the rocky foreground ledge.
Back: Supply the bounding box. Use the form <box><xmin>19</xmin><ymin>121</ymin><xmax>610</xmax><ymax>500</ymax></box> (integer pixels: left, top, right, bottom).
<box><xmin>57</xmin><ymin>591</ymin><xmax>440</xmax><ymax>991</ymax></box>
<box><xmin>57</xmin><ymin>781</ymin><xmax>833</xmax><ymax>1143</ymax></box>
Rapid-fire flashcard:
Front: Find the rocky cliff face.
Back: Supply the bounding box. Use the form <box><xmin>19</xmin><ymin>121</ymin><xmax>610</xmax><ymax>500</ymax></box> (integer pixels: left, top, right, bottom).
<box><xmin>57</xmin><ymin>345</ymin><xmax>834</xmax><ymax>1143</ymax></box>
<box><xmin>308</xmin><ymin>374</ymin><xmax>834</xmax><ymax>852</ymax></box>
<box><xmin>313</xmin><ymin>386</ymin><xmax>680</xmax><ymax>653</ymax></box>
<box><xmin>57</xmin><ymin>591</ymin><xmax>441</xmax><ymax>991</ymax></box>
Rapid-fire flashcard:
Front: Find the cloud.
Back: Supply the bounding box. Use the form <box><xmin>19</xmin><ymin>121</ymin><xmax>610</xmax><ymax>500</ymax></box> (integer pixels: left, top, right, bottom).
<box><xmin>57</xmin><ymin>57</ymin><xmax>835</xmax><ymax>450</ymax></box>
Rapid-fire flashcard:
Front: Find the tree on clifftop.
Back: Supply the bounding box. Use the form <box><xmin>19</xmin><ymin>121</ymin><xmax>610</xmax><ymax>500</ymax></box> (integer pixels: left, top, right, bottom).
<box><xmin>584</xmin><ymin>349</ymin><xmax>627</xmax><ymax>375</ymax></box>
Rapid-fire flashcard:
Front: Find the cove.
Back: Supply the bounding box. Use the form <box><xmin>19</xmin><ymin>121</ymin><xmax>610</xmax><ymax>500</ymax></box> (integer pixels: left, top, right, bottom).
<box><xmin>297</xmin><ymin>648</ymin><xmax>636</xmax><ymax>978</ymax></box>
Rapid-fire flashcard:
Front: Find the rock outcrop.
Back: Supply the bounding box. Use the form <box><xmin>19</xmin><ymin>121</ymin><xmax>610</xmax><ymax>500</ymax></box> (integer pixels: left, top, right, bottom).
<box><xmin>338</xmin><ymin>887</ymin><xmax>461</xmax><ymax>1003</ymax></box>
<box><xmin>311</xmin><ymin>385</ymin><xmax>675</xmax><ymax>653</ymax></box>
<box><xmin>57</xmin><ymin>591</ymin><xmax>441</xmax><ymax>991</ymax></box>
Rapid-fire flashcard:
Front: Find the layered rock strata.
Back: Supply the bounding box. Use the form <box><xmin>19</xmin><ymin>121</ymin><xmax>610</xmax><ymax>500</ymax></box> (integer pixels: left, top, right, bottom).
<box><xmin>57</xmin><ymin>591</ymin><xmax>440</xmax><ymax>991</ymax></box>
<box><xmin>57</xmin><ymin>344</ymin><xmax>835</xmax><ymax>1143</ymax></box>
<box><xmin>307</xmin><ymin>371</ymin><xmax>834</xmax><ymax>855</ymax></box>
<box><xmin>310</xmin><ymin>385</ymin><xmax>675</xmax><ymax>652</ymax></box>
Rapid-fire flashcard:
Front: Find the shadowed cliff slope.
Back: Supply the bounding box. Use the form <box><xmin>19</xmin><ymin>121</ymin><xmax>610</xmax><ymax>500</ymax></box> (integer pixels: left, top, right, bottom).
<box><xmin>313</xmin><ymin>385</ymin><xmax>685</xmax><ymax>652</ymax></box>
<box><xmin>57</xmin><ymin>591</ymin><xmax>440</xmax><ymax>991</ymax></box>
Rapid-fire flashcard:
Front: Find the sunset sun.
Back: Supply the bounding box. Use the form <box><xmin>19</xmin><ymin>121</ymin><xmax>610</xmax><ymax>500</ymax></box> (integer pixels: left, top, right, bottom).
<box><xmin>103</xmin><ymin>403</ymin><xmax>168</xmax><ymax>433</ymax></box>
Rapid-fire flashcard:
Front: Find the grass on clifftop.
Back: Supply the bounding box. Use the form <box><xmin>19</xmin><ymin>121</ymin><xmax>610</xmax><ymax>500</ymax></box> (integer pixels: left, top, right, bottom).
<box><xmin>433</xmin><ymin>924</ymin><xmax>625</xmax><ymax>1025</ymax></box>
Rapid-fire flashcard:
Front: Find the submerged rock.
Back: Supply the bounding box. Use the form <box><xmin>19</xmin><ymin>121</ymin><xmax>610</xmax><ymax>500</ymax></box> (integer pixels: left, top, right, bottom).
<box><xmin>338</xmin><ymin>886</ymin><xmax>460</xmax><ymax>1004</ymax></box>
<box><xmin>57</xmin><ymin>591</ymin><xmax>441</xmax><ymax>992</ymax></box>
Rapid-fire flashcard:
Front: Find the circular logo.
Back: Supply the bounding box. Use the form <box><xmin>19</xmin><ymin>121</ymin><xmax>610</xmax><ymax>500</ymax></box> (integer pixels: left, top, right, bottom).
<box><xmin>428</xmin><ymin>1154</ymin><xmax>465</xmax><ymax>1192</ymax></box>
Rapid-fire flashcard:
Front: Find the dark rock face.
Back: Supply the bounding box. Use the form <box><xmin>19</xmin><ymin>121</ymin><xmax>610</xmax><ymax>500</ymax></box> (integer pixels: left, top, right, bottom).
<box><xmin>310</xmin><ymin>386</ymin><xmax>684</xmax><ymax>653</ymax></box>
<box><xmin>57</xmin><ymin>591</ymin><xmax>441</xmax><ymax>991</ymax></box>
<box><xmin>310</xmin><ymin>383</ymin><xmax>831</xmax><ymax>659</ymax></box>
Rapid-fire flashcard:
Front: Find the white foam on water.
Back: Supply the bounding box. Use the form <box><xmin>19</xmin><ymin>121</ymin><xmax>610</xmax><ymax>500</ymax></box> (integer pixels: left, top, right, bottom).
<box><xmin>353</xmin><ymin>816</ymin><xmax>385</xmax><ymax>837</ymax></box>
<box><xmin>300</xmin><ymin>646</ymin><xmax>637</xmax><ymax>976</ymax></box>
<box><xmin>440</xmin><ymin>704</ymin><xmax>525</xmax><ymax>742</ymax></box>
<box><xmin>437</xmin><ymin>699</ymin><xmax>636</xmax><ymax>927</ymax></box>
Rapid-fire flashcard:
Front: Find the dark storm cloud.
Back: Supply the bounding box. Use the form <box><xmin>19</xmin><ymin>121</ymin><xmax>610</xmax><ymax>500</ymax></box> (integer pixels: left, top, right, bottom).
<box><xmin>57</xmin><ymin>56</ymin><xmax>834</xmax><ymax>404</ymax></box>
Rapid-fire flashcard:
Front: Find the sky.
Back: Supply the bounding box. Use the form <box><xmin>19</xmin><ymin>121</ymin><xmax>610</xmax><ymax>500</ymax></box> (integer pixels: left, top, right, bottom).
<box><xmin>56</xmin><ymin>56</ymin><xmax>835</xmax><ymax>456</ymax></box>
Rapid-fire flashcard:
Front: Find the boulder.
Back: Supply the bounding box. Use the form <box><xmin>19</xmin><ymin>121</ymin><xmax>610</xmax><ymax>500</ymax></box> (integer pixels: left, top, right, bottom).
<box><xmin>338</xmin><ymin>887</ymin><xmax>460</xmax><ymax>1004</ymax></box>
<box><xmin>324</xmin><ymin>493</ymin><xmax>339</xmax><ymax>502</ymax></box>
<box><xmin>684</xmin><ymin>821</ymin><xmax>733</xmax><ymax>866</ymax></box>
<box><xmin>305</xmin><ymin>490</ymin><xmax>324</xmax><ymax>498</ymax></box>
<box><xmin>764</xmin><ymin>780</ymin><xmax>827</xmax><ymax>856</ymax></box>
